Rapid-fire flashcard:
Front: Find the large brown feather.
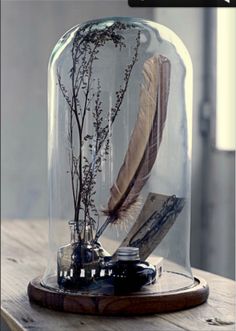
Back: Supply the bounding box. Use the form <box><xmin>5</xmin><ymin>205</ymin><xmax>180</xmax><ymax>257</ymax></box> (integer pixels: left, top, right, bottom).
<box><xmin>95</xmin><ymin>54</ymin><xmax>171</xmax><ymax>241</ymax></box>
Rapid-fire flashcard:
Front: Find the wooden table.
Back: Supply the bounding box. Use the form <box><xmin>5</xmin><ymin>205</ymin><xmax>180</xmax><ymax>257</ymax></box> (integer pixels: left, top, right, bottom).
<box><xmin>1</xmin><ymin>220</ymin><xmax>235</xmax><ymax>331</ymax></box>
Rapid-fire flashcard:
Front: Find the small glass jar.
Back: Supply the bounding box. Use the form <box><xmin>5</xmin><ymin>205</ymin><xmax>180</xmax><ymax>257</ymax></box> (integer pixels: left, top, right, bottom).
<box><xmin>110</xmin><ymin>247</ymin><xmax>156</xmax><ymax>292</ymax></box>
<box><xmin>57</xmin><ymin>220</ymin><xmax>109</xmax><ymax>290</ymax></box>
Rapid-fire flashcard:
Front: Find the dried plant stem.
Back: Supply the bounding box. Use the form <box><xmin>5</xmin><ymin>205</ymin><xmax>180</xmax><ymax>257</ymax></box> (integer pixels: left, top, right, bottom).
<box><xmin>57</xmin><ymin>23</ymin><xmax>141</xmax><ymax>240</ymax></box>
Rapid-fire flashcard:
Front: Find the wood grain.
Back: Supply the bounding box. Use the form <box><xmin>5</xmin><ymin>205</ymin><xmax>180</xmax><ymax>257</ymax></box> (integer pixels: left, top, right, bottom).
<box><xmin>28</xmin><ymin>276</ymin><xmax>208</xmax><ymax>315</ymax></box>
<box><xmin>1</xmin><ymin>220</ymin><xmax>236</xmax><ymax>331</ymax></box>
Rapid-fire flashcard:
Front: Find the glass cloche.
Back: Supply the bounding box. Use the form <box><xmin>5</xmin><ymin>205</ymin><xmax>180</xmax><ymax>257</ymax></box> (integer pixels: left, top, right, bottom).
<box><xmin>43</xmin><ymin>17</ymin><xmax>195</xmax><ymax>297</ymax></box>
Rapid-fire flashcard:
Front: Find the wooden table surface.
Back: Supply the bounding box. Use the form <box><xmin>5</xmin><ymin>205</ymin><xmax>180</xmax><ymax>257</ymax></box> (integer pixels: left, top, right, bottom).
<box><xmin>1</xmin><ymin>220</ymin><xmax>235</xmax><ymax>331</ymax></box>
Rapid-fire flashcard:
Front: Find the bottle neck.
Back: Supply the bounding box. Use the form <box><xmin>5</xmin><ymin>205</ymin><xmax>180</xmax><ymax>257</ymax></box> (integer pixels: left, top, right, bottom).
<box><xmin>83</xmin><ymin>225</ymin><xmax>93</xmax><ymax>243</ymax></box>
<box><xmin>68</xmin><ymin>221</ymin><xmax>94</xmax><ymax>244</ymax></box>
<box><xmin>69</xmin><ymin>220</ymin><xmax>78</xmax><ymax>243</ymax></box>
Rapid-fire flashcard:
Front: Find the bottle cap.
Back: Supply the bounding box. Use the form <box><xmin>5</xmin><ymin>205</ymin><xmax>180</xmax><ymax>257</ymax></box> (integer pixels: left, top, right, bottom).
<box><xmin>116</xmin><ymin>247</ymin><xmax>140</xmax><ymax>261</ymax></box>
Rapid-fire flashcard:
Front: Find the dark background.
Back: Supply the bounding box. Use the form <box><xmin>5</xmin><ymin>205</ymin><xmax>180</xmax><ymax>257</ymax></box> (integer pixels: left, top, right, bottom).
<box><xmin>129</xmin><ymin>0</ymin><xmax>236</xmax><ymax>7</ymax></box>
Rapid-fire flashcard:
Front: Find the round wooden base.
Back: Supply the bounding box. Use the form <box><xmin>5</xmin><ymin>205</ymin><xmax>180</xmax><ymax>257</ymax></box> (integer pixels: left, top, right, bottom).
<box><xmin>28</xmin><ymin>276</ymin><xmax>209</xmax><ymax>315</ymax></box>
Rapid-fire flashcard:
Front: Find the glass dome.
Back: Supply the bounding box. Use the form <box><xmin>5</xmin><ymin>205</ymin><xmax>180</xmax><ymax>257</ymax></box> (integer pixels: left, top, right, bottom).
<box><xmin>43</xmin><ymin>17</ymin><xmax>193</xmax><ymax>294</ymax></box>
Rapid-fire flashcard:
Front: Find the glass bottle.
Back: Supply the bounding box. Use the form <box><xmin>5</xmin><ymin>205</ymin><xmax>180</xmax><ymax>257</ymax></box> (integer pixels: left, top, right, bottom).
<box><xmin>57</xmin><ymin>220</ymin><xmax>107</xmax><ymax>289</ymax></box>
<box><xmin>110</xmin><ymin>247</ymin><xmax>156</xmax><ymax>292</ymax></box>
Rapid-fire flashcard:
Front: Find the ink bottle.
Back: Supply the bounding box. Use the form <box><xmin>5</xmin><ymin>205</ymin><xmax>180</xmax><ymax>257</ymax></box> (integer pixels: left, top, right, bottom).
<box><xmin>111</xmin><ymin>247</ymin><xmax>156</xmax><ymax>292</ymax></box>
<box><xmin>57</xmin><ymin>221</ymin><xmax>107</xmax><ymax>290</ymax></box>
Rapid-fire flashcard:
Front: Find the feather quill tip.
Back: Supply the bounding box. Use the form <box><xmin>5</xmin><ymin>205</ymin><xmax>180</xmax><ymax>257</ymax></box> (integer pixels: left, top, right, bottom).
<box><xmin>102</xmin><ymin>198</ymin><xmax>142</xmax><ymax>224</ymax></box>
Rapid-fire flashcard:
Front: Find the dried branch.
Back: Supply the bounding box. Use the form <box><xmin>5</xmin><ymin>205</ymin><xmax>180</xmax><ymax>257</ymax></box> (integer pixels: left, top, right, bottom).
<box><xmin>57</xmin><ymin>22</ymin><xmax>141</xmax><ymax>239</ymax></box>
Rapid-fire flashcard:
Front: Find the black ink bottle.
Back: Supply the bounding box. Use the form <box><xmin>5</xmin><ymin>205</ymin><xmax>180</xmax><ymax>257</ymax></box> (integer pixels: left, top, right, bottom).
<box><xmin>111</xmin><ymin>247</ymin><xmax>156</xmax><ymax>292</ymax></box>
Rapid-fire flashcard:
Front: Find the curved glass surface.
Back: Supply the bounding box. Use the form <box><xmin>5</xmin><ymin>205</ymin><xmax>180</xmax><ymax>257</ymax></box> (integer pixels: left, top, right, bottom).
<box><xmin>43</xmin><ymin>17</ymin><xmax>193</xmax><ymax>294</ymax></box>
